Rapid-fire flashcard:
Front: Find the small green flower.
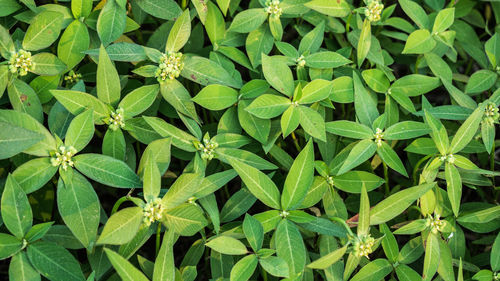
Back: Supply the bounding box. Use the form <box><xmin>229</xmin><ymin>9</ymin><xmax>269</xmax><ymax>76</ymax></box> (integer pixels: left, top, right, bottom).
<box><xmin>142</xmin><ymin>197</ymin><xmax>165</xmax><ymax>226</ymax></box>
<box><xmin>265</xmin><ymin>0</ymin><xmax>282</xmax><ymax>17</ymax></box>
<box><xmin>193</xmin><ymin>136</ymin><xmax>219</xmax><ymax>160</ymax></box>
<box><xmin>296</xmin><ymin>55</ymin><xmax>306</xmax><ymax>68</ymax></box>
<box><xmin>8</xmin><ymin>49</ymin><xmax>34</xmax><ymax>76</ymax></box>
<box><xmin>439</xmin><ymin>154</ymin><xmax>455</xmax><ymax>164</ymax></box>
<box><xmin>373</xmin><ymin>128</ymin><xmax>384</xmax><ymax>147</ymax></box>
<box><xmin>50</xmin><ymin>145</ymin><xmax>77</xmax><ymax>170</ymax></box>
<box><xmin>352</xmin><ymin>234</ymin><xmax>375</xmax><ymax>258</ymax></box>
<box><xmin>482</xmin><ymin>102</ymin><xmax>499</xmax><ymax>126</ymax></box>
<box><xmin>279</xmin><ymin>210</ymin><xmax>290</xmax><ymax>218</ymax></box>
<box><xmin>108</xmin><ymin>108</ymin><xmax>125</xmax><ymax>131</ymax></box>
<box><xmin>64</xmin><ymin>70</ymin><xmax>82</xmax><ymax>84</ymax></box>
<box><xmin>425</xmin><ymin>213</ymin><xmax>445</xmax><ymax>234</ymax></box>
<box><xmin>326</xmin><ymin>176</ymin><xmax>334</xmax><ymax>186</ymax></box>
<box><xmin>364</xmin><ymin>0</ymin><xmax>384</xmax><ymax>22</ymax></box>
<box><xmin>155</xmin><ymin>51</ymin><xmax>184</xmax><ymax>82</ymax></box>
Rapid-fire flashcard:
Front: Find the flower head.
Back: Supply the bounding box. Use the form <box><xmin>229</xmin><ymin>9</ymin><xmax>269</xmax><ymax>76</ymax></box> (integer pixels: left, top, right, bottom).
<box><xmin>365</xmin><ymin>0</ymin><xmax>384</xmax><ymax>22</ymax></box>
<box><xmin>64</xmin><ymin>70</ymin><xmax>82</xmax><ymax>84</ymax></box>
<box><xmin>352</xmin><ymin>234</ymin><xmax>375</xmax><ymax>258</ymax></box>
<box><xmin>326</xmin><ymin>176</ymin><xmax>334</xmax><ymax>186</ymax></box>
<box><xmin>50</xmin><ymin>145</ymin><xmax>77</xmax><ymax>170</ymax></box>
<box><xmin>296</xmin><ymin>55</ymin><xmax>306</xmax><ymax>68</ymax></box>
<box><xmin>425</xmin><ymin>213</ymin><xmax>445</xmax><ymax>234</ymax></box>
<box><xmin>265</xmin><ymin>0</ymin><xmax>282</xmax><ymax>17</ymax></box>
<box><xmin>109</xmin><ymin>108</ymin><xmax>125</xmax><ymax>131</ymax></box>
<box><xmin>143</xmin><ymin>198</ymin><xmax>165</xmax><ymax>226</ymax></box>
<box><xmin>373</xmin><ymin>128</ymin><xmax>384</xmax><ymax>147</ymax></box>
<box><xmin>155</xmin><ymin>52</ymin><xmax>184</xmax><ymax>82</ymax></box>
<box><xmin>9</xmin><ymin>49</ymin><xmax>34</xmax><ymax>76</ymax></box>
<box><xmin>439</xmin><ymin>154</ymin><xmax>455</xmax><ymax>164</ymax></box>
<box><xmin>483</xmin><ymin>102</ymin><xmax>499</xmax><ymax>126</ymax></box>
<box><xmin>194</xmin><ymin>136</ymin><xmax>218</xmax><ymax>160</ymax></box>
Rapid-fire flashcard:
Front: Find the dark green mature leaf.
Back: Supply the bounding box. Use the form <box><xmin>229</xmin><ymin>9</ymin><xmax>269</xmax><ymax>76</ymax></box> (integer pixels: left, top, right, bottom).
<box><xmin>27</xmin><ymin>242</ymin><xmax>86</xmax><ymax>281</ymax></box>
<box><xmin>275</xmin><ymin>219</ymin><xmax>306</xmax><ymax>276</ymax></box>
<box><xmin>97</xmin><ymin>0</ymin><xmax>126</xmax><ymax>46</ymax></box>
<box><xmin>97</xmin><ymin>207</ymin><xmax>143</xmax><ymax>245</ymax></box>
<box><xmin>104</xmin><ymin>248</ymin><xmax>149</xmax><ymax>281</ymax></box>
<box><xmin>228</xmin><ymin>9</ymin><xmax>267</xmax><ymax>33</ymax></box>
<box><xmin>262</xmin><ymin>54</ymin><xmax>294</xmax><ymax>97</ymax></box>
<box><xmin>182</xmin><ymin>56</ymin><xmax>242</xmax><ymax>88</ymax></box>
<box><xmin>23</xmin><ymin>11</ymin><xmax>63</xmax><ymax>51</ymax></box>
<box><xmin>1</xmin><ymin>175</ymin><xmax>32</xmax><ymax>239</ymax></box>
<box><xmin>136</xmin><ymin>0</ymin><xmax>181</xmax><ymax>20</ymax></box>
<box><xmin>0</xmin><ymin>122</ymin><xmax>43</xmax><ymax>159</ymax></box>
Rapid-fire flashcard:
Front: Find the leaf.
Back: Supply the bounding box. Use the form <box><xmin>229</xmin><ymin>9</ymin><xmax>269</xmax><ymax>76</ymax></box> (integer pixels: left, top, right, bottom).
<box><xmin>12</xmin><ymin>157</ymin><xmax>58</xmax><ymax>193</ymax></box>
<box><xmin>305</xmin><ymin>51</ymin><xmax>351</xmax><ymax>69</ymax></box>
<box><xmin>206</xmin><ymin>2</ymin><xmax>226</xmax><ymax>44</ymax></box>
<box><xmin>326</xmin><ymin>120</ymin><xmax>373</xmax><ymax>139</ymax></box>
<box><xmin>331</xmin><ymin>171</ymin><xmax>384</xmax><ymax>193</ymax></box>
<box><xmin>0</xmin><ymin>233</ymin><xmax>22</xmax><ymax>260</ymax></box>
<box><xmin>143</xmin><ymin>116</ymin><xmax>198</xmax><ymax>152</ymax></box>
<box><xmin>104</xmin><ymin>248</ymin><xmax>149</xmax><ymax>281</ymax></box>
<box><xmin>97</xmin><ymin>0</ymin><xmax>126</xmax><ymax>46</ymax></box>
<box><xmin>261</xmin><ymin>54</ymin><xmax>294</xmax><ymax>97</ymax></box>
<box><xmin>338</xmin><ymin>139</ymin><xmax>377</xmax><ymax>175</ymax></box>
<box><xmin>182</xmin><ymin>55</ymin><xmax>242</xmax><ymax>88</ymax></box>
<box><xmin>227</xmin><ymin>158</ymin><xmax>281</xmax><ymax>209</ymax></box>
<box><xmin>7</xmin><ymin>79</ymin><xmax>43</xmax><ymax>124</ymax></box>
<box><xmin>422</xmin><ymin>233</ymin><xmax>440</xmax><ymax>281</ymax></box>
<box><xmin>50</xmin><ymin>90</ymin><xmax>111</xmax><ymax>125</ymax></box>
<box><xmin>102</xmin><ymin>128</ymin><xmax>126</xmax><ymax>161</ymax></box>
<box><xmin>57</xmin><ymin>20</ymin><xmax>90</xmax><ymax>71</ymax></box>
<box><xmin>304</xmin><ymin>0</ymin><xmax>350</xmax><ymax>17</ymax></box>
<box><xmin>31</xmin><ymin>53</ymin><xmax>66</xmax><ymax>76</ymax></box>
<box><xmin>206</xmin><ymin>236</ymin><xmax>248</xmax><ymax>255</ymax></box>
<box><xmin>377</xmin><ymin>142</ymin><xmax>408</xmax><ymax>177</ymax></box>
<box><xmin>192</xmin><ymin>84</ymin><xmax>239</xmax><ymax>111</ymax></box>
<box><xmin>362</xmin><ymin>69</ymin><xmax>390</xmax><ymax>93</ymax></box>
<box><xmin>74</xmin><ymin>153</ymin><xmax>142</xmax><ymax>188</ymax></box>
<box><xmin>228</xmin><ymin>8</ymin><xmax>267</xmax><ymax>33</ymax></box>
<box><xmin>97</xmin><ymin>207</ymin><xmax>143</xmax><ymax>245</ymax></box>
<box><xmin>307</xmin><ymin>245</ymin><xmax>347</xmax><ymax>269</ymax></box>
<box><xmin>245</xmin><ymin>94</ymin><xmax>291</xmax><ymax>118</ymax></box>
<box><xmin>64</xmin><ymin>109</ymin><xmax>94</xmax><ymax>153</ymax></box>
<box><xmin>281</xmin><ymin>105</ymin><xmax>299</xmax><ymax>138</ymax></box>
<box><xmin>369</xmin><ymin>183</ymin><xmax>436</xmax><ymax>225</ymax></box>
<box><xmin>425</xmin><ymin>52</ymin><xmax>452</xmax><ymax>82</ymax></box>
<box><xmin>275</xmin><ymin>219</ymin><xmax>306</xmax><ymax>276</ymax></box>
<box><xmin>259</xmin><ymin>256</ymin><xmax>289</xmax><ymax>278</ymax></box>
<box><xmin>402</xmin><ymin>29</ymin><xmax>435</xmax><ymax>54</ymax></box>
<box><xmin>57</xmin><ymin>172</ymin><xmax>100</xmax><ymax>249</ymax></box>
<box><xmin>0</xmin><ymin>122</ymin><xmax>43</xmax><ymax>160</ymax></box>
<box><xmin>281</xmin><ymin>140</ymin><xmax>314</xmax><ymax>210</ymax></box>
<box><xmin>492</xmin><ymin>232</ymin><xmax>500</xmax><ymax>271</ymax></box>
<box><xmin>215</xmin><ymin>147</ymin><xmax>277</xmax><ymax>170</ymax></box>
<box><xmin>9</xmin><ymin>252</ymin><xmax>40</xmax><ymax>281</ymax></box>
<box><xmin>97</xmin><ymin>45</ymin><xmax>121</xmax><ymax>105</ymax></box>
<box><xmin>1</xmin><ymin>175</ymin><xmax>32</xmax><ymax>239</ymax></box>
<box><xmin>353</xmin><ymin>71</ymin><xmax>379</xmax><ymax>127</ymax></box>
<box><xmin>350</xmin><ymin>259</ymin><xmax>392</xmax><ymax>281</ymax></box>
<box><xmin>242</xmin><ymin>214</ymin><xmax>264</xmax><ymax>252</ymax></box>
<box><xmin>166</xmin><ymin>8</ymin><xmax>191</xmax><ymax>52</ymax></box>
<box><xmin>390</xmin><ymin>74</ymin><xmax>440</xmax><ymax>97</ymax></box>
<box><xmin>230</xmin><ymin>254</ymin><xmax>258</xmax><ymax>281</ymax></box>
<box><xmin>22</xmin><ymin>11</ymin><xmax>63</xmax><ymax>51</ymax></box>
<box><xmin>298</xmin><ymin>22</ymin><xmax>325</xmax><ymax>54</ymax></box>
<box><xmin>380</xmin><ymin>223</ymin><xmax>399</xmax><ymax>263</ymax></box>
<box><xmin>457</xmin><ymin>205</ymin><xmax>500</xmax><ymax>224</ymax></box>
<box><xmin>160</xmin><ymin>80</ymin><xmax>200</xmax><ymax>122</ymax></box>
<box><xmin>357</xmin><ymin>19</ymin><xmax>371</xmax><ymax>66</ymax></box>
<box><xmin>162</xmin><ymin>173</ymin><xmax>203</xmax><ymax>209</ymax></box>
<box><xmin>119</xmin><ymin>84</ymin><xmax>159</xmax><ymax>117</ymax></box>
<box><xmin>384</xmin><ymin>121</ymin><xmax>430</xmax><ymax>140</ymax></box>
<box><xmin>449</xmin><ymin>106</ymin><xmax>483</xmax><ymax>153</ymax></box>
<box><xmin>297</xmin><ymin>105</ymin><xmax>326</xmax><ymax>142</ymax></box>
<box><xmin>136</xmin><ymin>0</ymin><xmax>181</xmax><ymax>20</ymax></box>
<box><xmin>398</xmin><ymin>0</ymin><xmax>429</xmax><ymax>29</ymax></box>
<box><xmin>299</xmin><ymin>79</ymin><xmax>333</xmax><ymax>104</ymax></box>
<box><xmin>445</xmin><ymin>162</ymin><xmax>462</xmax><ymax>217</ymax></box>
<box><xmin>432</xmin><ymin>8</ymin><xmax>454</xmax><ymax>34</ymax></box>
<box><xmin>162</xmin><ymin>203</ymin><xmax>208</xmax><ymax>236</ymax></box>
<box><xmin>153</xmin><ymin>230</ymin><xmax>176</xmax><ymax>281</ymax></box>
<box><xmin>27</xmin><ymin>242</ymin><xmax>86</xmax><ymax>281</ymax></box>
<box><xmin>465</xmin><ymin>70</ymin><xmax>497</xmax><ymax>94</ymax></box>
<box><xmin>71</xmin><ymin>0</ymin><xmax>92</xmax><ymax>18</ymax></box>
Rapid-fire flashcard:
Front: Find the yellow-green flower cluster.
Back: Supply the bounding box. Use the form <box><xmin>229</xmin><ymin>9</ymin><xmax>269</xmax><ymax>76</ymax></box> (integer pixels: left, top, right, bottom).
<box><xmin>373</xmin><ymin>128</ymin><xmax>384</xmax><ymax>147</ymax></box>
<box><xmin>425</xmin><ymin>214</ymin><xmax>445</xmax><ymax>234</ymax></box>
<box><xmin>194</xmin><ymin>138</ymin><xmax>219</xmax><ymax>160</ymax></box>
<box><xmin>143</xmin><ymin>198</ymin><xmax>165</xmax><ymax>226</ymax></box>
<box><xmin>64</xmin><ymin>70</ymin><xmax>82</xmax><ymax>84</ymax></box>
<box><xmin>439</xmin><ymin>154</ymin><xmax>455</xmax><ymax>164</ymax></box>
<box><xmin>51</xmin><ymin>145</ymin><xmax>77</xmax><ymax>170</ymax></box>
<box><xmin>296</xmin><ymin>55</ymin><xmax>306</xmax><ymax>68</ymax></box>
<box><xmin>352</xmin><ymin>234</ymin><xmax>375</xmax><ymax>258</ymax></box>
<box><xmin>9</xmin><ymin>49</ymin><xmax>33</xmax><ymax>76</ymax></box>
<box><xmin>326</xmin><ymin>176</ymin><xmax>334</xmax><ymax>186</ymax></box>
<box><xmin>493</xmin><ymin>272</ymin><xmax>499</xmax><ymax>281</ymax></box>
<box><xmin>279</xmin><ymin>210</ymin><xmax>290</xmax><ymax>218</ymax></box>
<box><xmin>365</xmin><ymin>0</ymin><xmax>384</xmax><ymax>22</ymax></box>
<box><xmin>482</xmin><ymin>102</ymin><xmax>499</xmax><ymax>126</ymax></box>
<box><xmin>155</xmin><ymin>52</ymin><xmax>184</xmax><ymax>82</ymax></box>
<box><xmin>265</xmin><ymin>0</ymin><xmax>282</xmax><ymax>17</ymax></box>
<box><xmin>109</xmin><ymin>108</ymin><xmax>125</xmax><ymax>131</ymax></box>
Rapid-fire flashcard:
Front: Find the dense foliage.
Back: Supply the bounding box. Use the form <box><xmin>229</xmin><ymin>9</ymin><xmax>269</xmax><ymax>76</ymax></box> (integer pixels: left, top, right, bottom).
<box><xmin>0</xmin><ymin>0</ymin><xmax>499</xmax><ymax>280</ymax></box>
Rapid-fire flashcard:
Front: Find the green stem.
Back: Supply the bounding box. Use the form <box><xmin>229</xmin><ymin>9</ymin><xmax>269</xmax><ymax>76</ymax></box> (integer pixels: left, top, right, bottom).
<box><xmin>111</xmin><ymin>196</ymin><xmax>131</xmax><ymax>215</ymax></box>
<box><xmin>331</xmin><ymin>217</ymin><xmax>355</xmax><ymax>237</ymax></box>
<box><xmin>412</xmin><ymin>154</ymin><xmax>433</xmax><ymax>185</ymax></box>
<box><xmin>383</xmin><ymin>162</ymin><xmax>389</xmax><ymax>195</ymax></box>
<box><xmin>155</xmin><ymin>223</ymin><xmax>162</xmax><ymax>257</ymax></box>
<box><xmin>290</xmin><ymin>131</ymin><xmax>302</xmax><ymax>152</ymax></box>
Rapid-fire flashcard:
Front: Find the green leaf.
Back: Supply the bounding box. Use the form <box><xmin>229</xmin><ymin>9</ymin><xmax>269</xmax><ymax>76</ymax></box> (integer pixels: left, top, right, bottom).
<box><xmin>402</xmin><ymin>29</ymin><xmax>435</xmax><ymax>54</ymax></box>
<box><xmin>160</xmin><ymin>80</ymin><xmax>199</xmax><ymax>122</ymax></box>
<box><xmin>370</xmin><ymin>183</ymin><xmax>436</xmax><ymax>225</ymax></box>
<box><xmin>377</xmin><ymin>142</ymin><xmax>408</xmax><ymax>177</ymax></box>
<box><xmin>259</xmin><ymin>256</ymin><xmax>289</xmax><ymax>278</ymax></box>
<box><xmin>27</xmin><ymin>242</ymin><xmax>85</xmax><ymax>281</ymax></box>
<box><xmin>246</xmin><ymin>25</ymin><xmax>274</xmax><ymax>68</ymax></box>
<box><xmin>135</xmin><ymin>0</ymin><xmax>181</xmax><ymax>20</ymax></box>
<box><xmin>162</xmin><ymin>173</ymin><xmax>202</xmax><ymax>209</ymax></box>
<box><xmin>215</xmin><ymin>147</ymin><xmax>277</xmax><ymax>170</ymax></box>
<box><xmin>97</xmin><ymin>207</ymin><xmax>143</xmax><ymax>245</ymax></box>
<box><xmin>162</xmin><ymin>203</ymin><xmax>208</xmax><ymax>236</ymax></box>
<box><xmin>338</xmin><ymin>139</ymin><xmax>377</xmax><ymax>175</ymax></box>
<box><xmin>142</xmin><ymin>150</ymin><xmax>161</xmax><ymax>201</ymax></box>
<box><xmin>104</xmin><ymin>248</ymin><xmax>149</xmax><ymax>281</ymax></box>
<box><xmin>64</xmin><ymin>109</ymin><xmax>94</xmax><ymax>153</ymax></box>
<box><xmin>304</xmin><ymin>0</ymin><xmax>350</xmax><ymax>17</ymax></box>
<box><xmin>12</xmin><ymin>157</ymin><xmax>58</xmax><ymax>193</ymax></box>
<box><xmin>119</xmin><ymin>84</ymin><xmax>159</xmax><ymax>117</ymax></box>
<box><xmin>326</xmin><ymin>120</ymin><xmax>373</xmax><ymax>139</ymax></box>
<box><xmin>0</xmin><ymin>233</ymin><xmax>22</xmax><ymax>260</ymax></box>
<box><xmin>358</xmin><ymin>184</ymin><xmax>370</xmax><ymax>235</ymax></box>
<box><xmin>380</xmin><ymin>223</ymin><xmax>399</xmax><ymax>263</ymax></box>
<box><xmin>227</xmin><ymin>158</ymin><xmax>281</xmax><ymax>209</ymax></box>
<box><xmin>298</xmin><ymin>22</ymin><xmax>324</xmax><ymax>54</ymax></box>
<box><xmin>353</xmin><ymin>71</ymin><xmax>379</xmax><ymax>127</ymax></box>
<box><xmin>228</xmin><ymin>8</ymin><xmax>267</xmax><ymax>33</ymax></box>
<box><xmin>143</xmin><ymin>116</ymin><xmax>198</xmax><ymax>152</ymax></box>
<box><xmin>390</xmin><ymin>74</ymin><xmax>440</xmax><ymax>97</ymax></box>
<box><xmin>22</xmin><ymin>11</ymin><xmax>63</xmax><ymax>51</ymax></box>
<box><xmin>445</xmin><ymin>162</ymin><xmax>462</xmax><ymax>217</ymax></box>
<box><xmin>384</xmin><ymin>121</ymin><xmax>430</xmax><ymax>140</ymax></box>
<box><xmin>261</xmin><ymin>54</ymin><xmax>294</xmax><ymax>97</ymax></box>
<box><xmin>153</xmin><ymin>230</ymin><xmax>176</xmax><ymax>281</ymax></box>
<box><xmin>297</xmin><ymin>105</ymin><xmax>326</xmax><ymax>142</ymax></box>
<box><xmin>305</xmin><ymin>51</ymin><xmax>351</xmax><ymax>69</ymax></box>
<box><xmin>97</xmin><ymin>45</ymin><xmax>120</xmax><ymax>105</ymax></box>
<box><xmin>206</xmin><ymin>2</ymin><xmax>226</xmax><ymax>44</ymax></box>
<box><xmin>192</xmin><ymin>84</ymin><xmax>239</xmax><ymax>111</ymax></box>
<box><xmin>230</xmin><ymin>254</ymin><xmax>258</xmax><ymax>281</ymax></box>
<box><xmin>307</xmin><ymin>244</ymin><xmax>347</xmax><ymax>269</ymax></box>
<box><xmin>166</xmin><ymin>8</ymin><xmax>191</xmax><ymax>52</ymax></box>
<box><xmin>492</xmin><ymin>232</ymin><xmax>500</xmax><ymax>271</ymax></box>
<box><xmin>432</xmin><ymin>8</ymin><xmax>454</xmax><ymax>34</ymax></box>
<box><xmin>350</xmin><ymin>259</ymin><xmax>392</xmax><ymax>281</ymax></box>
<box><xmin>299</xmin><ymin>79</ymin><xmax>333</xmax><ymax>104</ymax></box>
<box><xmin>465</xmin><ymin>70</ymin><xmax>497</xmax><ymax>94</ymax></box>
<box><xmin>393</xmin><ymin>219</ymin><xmax>427</xmax><ymax>235</ymax></box>
<box><xmin>102</xmin><ymin>128</ymin><xmax>126</xmax><ymax>160</ymax></box>
<box><xmin>206</xmin><ymin>236</ymin><xmax>248</xmax><ymax>255</ymax></box>
<box><xmin>281</xmin><ymin>140</ymin><xmax>314</xmax><ymax>210</ymax></box>
<box><xmin>398</xmin><ymin>0</ymin><xmax>429</xmax><ymax>29</ymax></box>
<box><xmin>7</xmin><ymin>79</ymin><xmax>43</xmax><ymax>124</ymax></box>
<box><xmin>276</xmin><ymin>219</ymin><xmax>306</xmax><ymax>276</ymax></box>
<box><xmin>331</xmin><ymin>171</ymin><xmax>384</xmax><ymax>193</ymax></box>
<box><xmin>245</xmin><ymin>94</ymin><xmax>291</xmax><ymax>118</ymax></box>
<box><xmin>50</xmin><ymin>90</ymin><xmax>111</xmax><ymax>125</ymax></box>
<box><xmin>357</xmin><ymin>19</ymin><xmax>371</xmax><ymax>66</ymax></box>
<box><xmin>57</xmin><ymin>171</ymin><xmax>100</xmax><ymax>249</ymax></box>
<box><xmin>457</xmin><ymin>205</ymin><xmax>500</xmax><ymax>224</ymax></box>
<box><xmin>281</xmin><ymin>105</ymin><xmax>300</xmax><ymax>138</ymax></box>
<box><xmin>0</xmin><ymin>122</ymin><xmax>43</xmax><ymax>160</ymax></box>
<box><xmin>31</xmin><ymin>53</ymin><xmax>66</xmax><ymax>76</ymax></box>
<box><xmin>9</xmin><ymin>252</ymin><xmax>40</xmax><ymax>281</ymax></box>
<box><xmin>362</xmin><ymin>69</ymin><xmax>390</xmax><ymax>93</ymax></box>
<box><xmin>71</xmin><ymin>0</ymin><xmax>92</xmax><ymax>18</ymax></box>
<box><xmin>1</xmin><ymin>175</ymin><xmax>32</xmax><ymax>239</ymax></box>
<box><xmin>74</xmin><ymin>153</ymin><xmax>142</xmax><ymax>188</ymax></box>
<box><xmin>449</xmin><ymin>106</ymin><xmax>483</xmax><ymax>153</ymax></box>
<box><xmin>425</xmin><ymin>52</ymin><xmax>452</xmax><ymax>82</ymax></box>
<box><xmin>422</xmin><ymin>233</ymin><xmax>440</xmax><ymax>281</ymax></box>
<box><xmin>242</xmin><ymin>214</ymin><xmax>264</xmax><ymax>252</ymax></box>
<box><xmin>424</xmin><ymin>110</ymin><xmax>449</xmax><ymax>155</ymax></box>
<box><xmin>182</xmin><ymin>55</ymin><xmax>242</xmax><ymax>88</ymax></box>
<box><xmin>97</xmin><ymin>0</ymin><xmax>126</xmax><ymax>46</ymax></box>
<box><xmin>57</xmin><ymin>20</ymin><xmax>90</xmax><ymax>70</ymax></box>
